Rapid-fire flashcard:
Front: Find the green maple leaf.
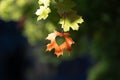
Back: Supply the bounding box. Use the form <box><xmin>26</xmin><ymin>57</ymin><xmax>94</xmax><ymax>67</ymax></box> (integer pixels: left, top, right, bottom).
<box><xmin>55</xmin><ymin>0</ymin><xmax>75</xmax><ymax>14</ymax></box>
<box><xmin>36</xmin><ymin>6</ymin><xmax>51</xmax><ymax>20</ymax></box>
<box><xmin>59</xmin><ymin>11</ymin><xmax>84</xmax><ymax>32</ymax></box>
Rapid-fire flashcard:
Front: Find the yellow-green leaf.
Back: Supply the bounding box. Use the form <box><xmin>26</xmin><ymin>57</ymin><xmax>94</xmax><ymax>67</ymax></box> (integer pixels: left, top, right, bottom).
<box><xmin>59</xmin><ymin>11</ymin><xmax>84</xmax><ymax>31</ymax></box>
<box><xmin>35</xmin><ymin>6</ymin><xmax>51</xmax><ymax>21</ymax></box>
<box><xmin>38</xmin><ymin>0</ymin><xmax>50</xmax><ymax>7</ymax></box>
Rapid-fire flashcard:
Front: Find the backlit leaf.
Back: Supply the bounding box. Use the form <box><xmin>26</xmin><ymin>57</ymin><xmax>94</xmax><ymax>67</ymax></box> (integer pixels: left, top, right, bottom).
<box><xmin>36</xmin><ymin>6</ymin><xmax>51</xmax><ymax>20</ymax></box>
<box><xmin>59</xmin><ymin>11</ymin><xmax>84</xmax><ymax>31</ymax></box>
<box><xmin>38</xmin><ymin>0</ymin><xmax>50</xmax><ymax>7</ymax></box>
<box><xmin>46</xmin><ymin>30</ymin><xmax>75</xmax><ymax>57</ymax></box>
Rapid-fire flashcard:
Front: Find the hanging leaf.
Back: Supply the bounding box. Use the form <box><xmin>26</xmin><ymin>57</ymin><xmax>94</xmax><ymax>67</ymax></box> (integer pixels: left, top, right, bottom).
<box><xmin>38</xmin><ymin>0</ymin><xmax>50</xmax><ymax>7</ymax></box>
<box><xmin>35</xmin><ymin>6</ymin><xmax>51</xmax><ymax>20</ymax></box>
<box><xmin>46</xmin><ymin>30</ymin><xmax>75</xmax><ymax>57</ymax></box>
<box><xmin>59</xmin><ymin>11</ymin><xmax>84</xmax><ymax>32</ymax></box>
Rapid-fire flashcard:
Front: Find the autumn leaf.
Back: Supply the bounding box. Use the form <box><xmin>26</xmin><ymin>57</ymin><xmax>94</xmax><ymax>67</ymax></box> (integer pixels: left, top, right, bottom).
<box><xmin>46</xmin><ymin>30</ymin><xmax>75</xmax><ymax>57</ymax></box>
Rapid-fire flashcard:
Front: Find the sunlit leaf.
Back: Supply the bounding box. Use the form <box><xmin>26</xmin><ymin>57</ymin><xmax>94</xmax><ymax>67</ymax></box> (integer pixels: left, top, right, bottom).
<box><xmin>38</xmin><ymin>0</ymin><xmax>50</xmax><ymax>7</ymax></box>
<box><xmin>59</xmin><ymin>11</ymin><xmax>84</xmax><ymax>31</ymax></box>
<box><xmin>36</xmin><ymin>6</ymin><xmax>51</xmax><ymax>20</ymax></box>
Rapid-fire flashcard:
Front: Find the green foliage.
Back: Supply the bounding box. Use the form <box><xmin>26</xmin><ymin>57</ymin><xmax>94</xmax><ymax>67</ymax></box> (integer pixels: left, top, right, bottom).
<box><xmin>0</xmin><ymin>0</ymin><xmax>36</xmax><ymax>21</ymax></box>
<box><xmin>88</xmin><ymin>61</ymin><xmax>109</xmax><ymax>80</ymax></box>
<box><xmin>36</xmin><ymin>0</ymin><xmax>84</xmax><ymax>32</ymax></box>
<box><xmin>0</xmin><ymin>0</ymin><xmax>120</xmax><ymax>79</ymax></box>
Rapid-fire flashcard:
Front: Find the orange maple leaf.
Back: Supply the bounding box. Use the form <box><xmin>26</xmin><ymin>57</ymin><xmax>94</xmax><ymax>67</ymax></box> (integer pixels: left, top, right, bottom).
<box><xmin>46</xmin><ymin>30</ymin><xmax>75</xmax><ymax>57</ymax></box>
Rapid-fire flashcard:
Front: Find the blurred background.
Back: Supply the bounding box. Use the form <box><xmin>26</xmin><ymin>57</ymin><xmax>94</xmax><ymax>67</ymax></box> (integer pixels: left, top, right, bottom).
<box><xmin>0</xmin><ymin>0</ymin><xmax>120</xmax><ymax>80</ymax></box>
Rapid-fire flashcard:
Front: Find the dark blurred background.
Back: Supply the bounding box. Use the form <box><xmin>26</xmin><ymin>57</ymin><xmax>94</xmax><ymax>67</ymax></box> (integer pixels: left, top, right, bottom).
<box><xmin>0</xmin><ymin>0</ymin><xmax>120</xmax><ymax>80</ymax></box>
<box><xmin>0</xmin><ymin>20</ymin><xmax>29</xmax><ymax>80</ymax></box>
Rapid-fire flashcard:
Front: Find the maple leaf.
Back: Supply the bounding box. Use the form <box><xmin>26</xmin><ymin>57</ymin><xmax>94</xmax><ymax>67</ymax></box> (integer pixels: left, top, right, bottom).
<box><xmin>46</xmin><ymin>30</ymin><xmax>75</xmax><ymax>57</ymax></box>
<box><xmin>59</xmin><ymin>11</ymin><xmax>84</xmax><ymax>32</ymax></box>
<box><xmin>35</xmin><ymin>6</ymin><xmax>51</xmax><ymax>21</ymax></box>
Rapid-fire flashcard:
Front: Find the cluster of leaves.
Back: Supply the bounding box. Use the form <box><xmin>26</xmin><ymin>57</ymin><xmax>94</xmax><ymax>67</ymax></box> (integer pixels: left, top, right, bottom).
<box><xmin>36</xmin><ymin>0</ymin><xmax>84</xmax><ymax>57</ymax></box>
<box><xmin>36</xmin><ymin>0</ymin><xmax>51</xmax><ymax>20</ymax></box>
<box><xmin>1</xmin><ymin>0</ymin><xmax>120</xmax><ymax>79</ymax></box>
